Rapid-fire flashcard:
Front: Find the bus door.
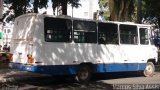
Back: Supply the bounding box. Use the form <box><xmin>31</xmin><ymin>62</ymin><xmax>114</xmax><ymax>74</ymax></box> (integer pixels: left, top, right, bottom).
<box><xmin>119</xmin><ymin>44</ymin><xmax>140</xmax><ymax>71</ymax></box>
<box><xmin>119</xmin><ymin>24</ymin><xmax>139</xmax><ymax>71</ymax></box>
<box><xmin>97</xmin><ymin>22</ymin><xmax>121</xmax><ymax>72</ymax></box>
<box><xmin>97</xmin><ymin>44</ymin><xmax>121</xmax><ymax>72</ymax></box>
<box><xmin>73</xmin><ymin>19</ymin><xmax>98</xmax><ymax>64</ymax></box>
<box><xmin>138</xmin><ymin>27</ymin><xmax>154</xmax><ymax>70</ymax></box>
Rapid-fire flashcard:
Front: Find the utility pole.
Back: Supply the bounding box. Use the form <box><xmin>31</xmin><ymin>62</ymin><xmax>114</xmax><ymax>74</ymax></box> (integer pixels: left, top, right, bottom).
<box><xmin>89</xmin><ymin>0</ymin><xmax>93</xmax><ymax>19</ymax></box>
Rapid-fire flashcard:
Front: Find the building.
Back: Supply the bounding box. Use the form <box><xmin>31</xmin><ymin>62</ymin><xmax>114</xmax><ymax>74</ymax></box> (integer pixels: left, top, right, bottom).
<box><xmin>0</xmin><ymin>22</ymin><xmax>13</xmax><ymax>47</ymax></box>
<box><xmin>2</xmin><ymin>24</ymin><xmax>13</xmax><ymax>46</ymax></box>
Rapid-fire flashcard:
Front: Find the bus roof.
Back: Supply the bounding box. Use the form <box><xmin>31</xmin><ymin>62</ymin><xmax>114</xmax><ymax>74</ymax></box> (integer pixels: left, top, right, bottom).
<box><xmin>99</xmin><ymin>20</ymin><xmax>151</xmax><ymax>27</ymax></box>
<box><xmin>15</xmin><ymin>13</ymin><xmax>151</xmax><ymax>27</ymax></box>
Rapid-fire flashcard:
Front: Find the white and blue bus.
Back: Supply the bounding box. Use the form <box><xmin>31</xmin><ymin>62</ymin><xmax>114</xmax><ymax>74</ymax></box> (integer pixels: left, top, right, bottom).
<box><xmin>9</xmin><ymin>13</ymin><xmax>158</xmax><ymax>82</ymax></box>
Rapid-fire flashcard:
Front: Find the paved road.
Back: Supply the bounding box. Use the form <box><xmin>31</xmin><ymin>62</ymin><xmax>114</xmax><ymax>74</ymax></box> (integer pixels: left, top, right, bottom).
<box><xmin>0</xmin><ymin>68</ymin><xmax>160</xmax><ymax>90</ymax></box>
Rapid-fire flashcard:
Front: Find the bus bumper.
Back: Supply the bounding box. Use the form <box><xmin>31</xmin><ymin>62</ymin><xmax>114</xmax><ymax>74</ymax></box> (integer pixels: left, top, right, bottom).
<box><xmin>9</xmin><ymin>62</ymin><xmax>38</xmax><ymax>72</ymax></box>
<box><xmin>9</xmin><ymin>62</ymin><xmax>78</xmax><ymax>75</ymax></box>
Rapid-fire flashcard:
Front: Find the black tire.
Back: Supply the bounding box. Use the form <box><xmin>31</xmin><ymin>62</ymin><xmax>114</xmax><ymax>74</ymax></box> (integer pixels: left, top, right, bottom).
<box><xmin>143</xmin><ymin>62</ymin><xmax>155</xmax><ymax>77</ymax></box>
<box><xmin>76</xmin><ymin>65</ymin><xmax>92</xmax><ymax>82</ymax></box>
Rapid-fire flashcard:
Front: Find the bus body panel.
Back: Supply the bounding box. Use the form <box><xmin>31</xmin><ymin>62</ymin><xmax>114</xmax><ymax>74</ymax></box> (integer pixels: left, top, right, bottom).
<box><xmin>32</xmin><ymin>14</ymin><xmax>45</xmax><ymax>65</ymax></box>
<box><xmin>9</xmin><ymin>13</ymin><xmax>158</xmax><ymax>76</ymax></box>
<box><xmin>11</xmin><ymin>14</ymin><xmax>36</xmax><ymax>64</ymax></box>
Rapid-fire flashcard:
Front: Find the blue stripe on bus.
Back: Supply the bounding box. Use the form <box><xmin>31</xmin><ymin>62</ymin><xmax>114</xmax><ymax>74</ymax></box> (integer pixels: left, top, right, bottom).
<box><xmin>93</xmin><ymin>63</ymin><xmax>146</xmax><ymax>73</ymax></box>
<box><xmin>9</xmin><ymin>63</ymin><xmax>146</xmax><ymax>75</ymax></box>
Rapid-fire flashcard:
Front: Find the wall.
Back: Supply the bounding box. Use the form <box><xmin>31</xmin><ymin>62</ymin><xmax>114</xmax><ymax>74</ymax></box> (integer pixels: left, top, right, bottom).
<box><xmin>1</xmin><ymin>24</ymin><xmax>13</xmax><ymax>46</ymax></box>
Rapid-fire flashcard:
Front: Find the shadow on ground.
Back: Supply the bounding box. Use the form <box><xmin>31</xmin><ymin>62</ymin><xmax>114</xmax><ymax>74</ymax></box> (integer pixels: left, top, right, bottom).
<box><xmin>1</xmin><ymin>71</ymin><xmax>145</xmax><ymax>90</ymax></box>
<box><xmin>1</xmin><ymin>65</ymin><xmax>160</xmax><ymax>90</ymax></box>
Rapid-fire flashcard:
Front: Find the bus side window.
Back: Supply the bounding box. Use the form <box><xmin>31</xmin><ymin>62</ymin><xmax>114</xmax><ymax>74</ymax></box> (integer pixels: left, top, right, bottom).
<box><xmin>44</xmin><ymin>17</ymin><xmax>72</xmax><ymax>42</ymax></box>
<box><xmin>120</xmin><ymin>24</ymin><xmax>138</xmax><ymax>44</ymax></box>
<box><xmin>98</xmin><ymin>22</ymin><xmax>118</xmax><ymax>44</ymax></box>
<box><xmin>73</xmin><ymin>20</ymin><xmax>97</xmax><ymax>43</ymax></box>
<box><xmin>139</xmin><ymin>28</ymin><xmax>149</xmax><ymax>45</ymax></box>
<box><xmin>99</xmin><ymin>37</ymin><xmax>106</xmax><ymax>44</ymax></box>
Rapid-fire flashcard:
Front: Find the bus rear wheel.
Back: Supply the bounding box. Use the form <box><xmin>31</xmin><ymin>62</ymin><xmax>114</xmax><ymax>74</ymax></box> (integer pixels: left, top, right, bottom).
<box><xmin>143</xmin><ymin>62</ymin><xmax>155</xmax><ymax>77</ymax></box>
<box><xmin>76</xmin><ymin>65</ymin><xmax>92</xmax><ymax>82</ymax></box>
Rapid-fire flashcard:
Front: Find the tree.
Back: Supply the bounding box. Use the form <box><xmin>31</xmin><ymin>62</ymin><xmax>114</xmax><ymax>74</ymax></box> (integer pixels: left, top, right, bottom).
<box><xmin>33</xmin><ymin>0</ymin><xmax>39</xmax><ymax>13</ymax></box>
<box><xmin>4</xmin><ymin>0</ymin><xmax>81</xmax><ymax>17</ymax></box>
<box><xmin>136</xmin><ymin>0</ymin><xmax>142</xmax><ymax>23</ymax></box>
<box><xmin>33</xmin><ymin>0</ymin><xmax>48</xmax><ymax>13</ymax></box>
<box><xmin>99</xmin><ymin>0</ymin><xmax>135</xmax><ymax>22</ymax></box>
<box><xmin>108</xmin><ymin>0</ymin><xmax>135</xmax><ymax>21</ymax></box>
<box><xmin>3</xmin><ymin>0</ymin><xmax>31</xmax><ymax>17</ymax></box>
<box><xmin>2</xmin><ymin>0</ymin><xmax>81</xmax><ymax>26</ymax></box>
<box><xmin>98</xmin><ymin>0</ymin><xmax>110</xmax><ymax>20</ymax></box>
<box><xmin>51</xmin><ymin>0</ymin><xmax>81</xmax><ymax>15</ymax></box>
<box><xmin>143</xmin><ymin>0</ymin><xmax>160</xmax><ymax>27</ymax></box>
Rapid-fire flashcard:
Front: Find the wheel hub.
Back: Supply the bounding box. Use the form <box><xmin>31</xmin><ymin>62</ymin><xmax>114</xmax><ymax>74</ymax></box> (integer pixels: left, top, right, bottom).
<box><xmin>146</xmin><ymin>64</ymin><xmax>153</xmax><ymax>74</ymax></box>
<box><xmin>79</xmin><ymin>69</ymin><xmax>89</xmax><ymax>80</ymax></box>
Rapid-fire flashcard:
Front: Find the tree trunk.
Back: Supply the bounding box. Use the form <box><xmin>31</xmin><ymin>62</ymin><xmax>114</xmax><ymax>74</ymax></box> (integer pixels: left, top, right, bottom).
<box><xmin>137</xmin><ymin>0</ymin><xmax>142</xmax><ymax>23</ymax></box>
<box><xmin>52</xmin><ymin>0</ymin><xmax>59</xmax><ymax>15</ymax></box>
<box><xmin>109</xmin><ymin>0</ymin><xmax>133</xmax><ymax>21</ymax></box>
<box><xmin>61</xmin><ymin>2</ymin><xmax>67</xmax><ymax>15</ymax></box>
<box><xmin>33</xmin><ymin>0</ymin><xmax>39</xmax><ymax>13</ymax></box>
<box><xmin>123</xmin><ymin>1</ymin><xmax>130</xmax><ymax>21</ymax></box>
<box><xmin>118</xmin><ymin>0</ymin><xmax>124</xmax><ymax>21</ymax></box>
<box><xmin>12</xmin><ymin>0</ymin><xmax>20</xmax><ymax>17</ymax></box>
<box><xmin>109</xmin><ymin>0</ymin><xmax>119</xmax><ymax>21</ymax></box>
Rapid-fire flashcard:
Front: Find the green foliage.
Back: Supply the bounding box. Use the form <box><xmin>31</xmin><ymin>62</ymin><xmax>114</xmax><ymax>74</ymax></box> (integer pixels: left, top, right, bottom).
<box><xmin>51</xmin><ymin>0</ymin><xmax>81</xmax><ymax>15</ymax></box>
<box><xmin>98</xmin><ymin>0</ymin><xmax>160</xmax><ymax>24</ymax></box>
<box><xmin>98</xmin><ymin>0</ymin><xmax>108</xmax><ymax>10</ymax></box>
<box><xmin>3</xmin><ymin>0</ymin><xmax>81</xmax><ymax>17</ymax></box>
<box><xmin>33</xmin><ymin>0</ymin><xmax>48</xmax><ymax>13</ymax></box>
<box><xmin>98</xmin><ymin>0</ymin><xmax>109</xmax><ymax>20</ymax></box>
<box><xmin>143</xmin><ymin>0</ymin><xmax>160</xmax><ymax>17</ymax></box>
<box><xmin>4</xmin><ymin>0</ymin><xmax>31</xmax><ymax>17</ymax></box>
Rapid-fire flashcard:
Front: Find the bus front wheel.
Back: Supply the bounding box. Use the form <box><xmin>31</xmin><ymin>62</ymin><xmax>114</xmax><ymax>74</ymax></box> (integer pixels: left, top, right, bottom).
<box><xmin>76</xmin><ymin>65</ymin><xmax>92</xmax><ymax>82</ymax></box>
<box><xmin>143</xmin><ymin>62</ymin><xmax>155</xmax><ymax>77</ymax></box>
